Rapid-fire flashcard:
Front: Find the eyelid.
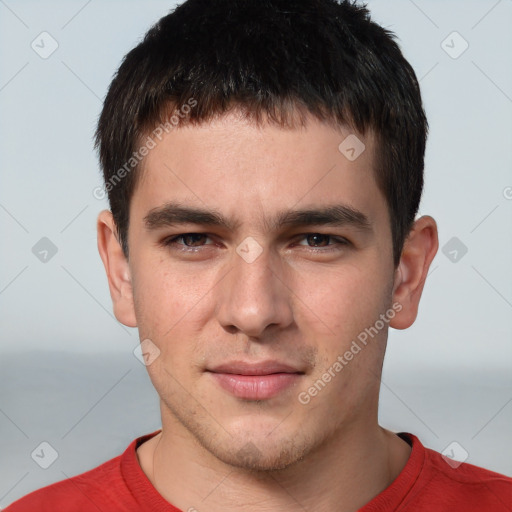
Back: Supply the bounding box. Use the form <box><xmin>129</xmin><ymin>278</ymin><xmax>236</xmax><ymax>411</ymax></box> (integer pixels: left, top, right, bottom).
<box><xmin>162</xmin><ymin>233</ymin><xmax>216</xmax><ymax>247</ymax></box>
<box><xmin>161</xmin><ymin>232</ymin><xmax>350</xmax><ymax>251</ymax></box>
<box><xmin>294</xmin><ymin>233</ymin><xmax>348</xmax><ymax>242</ymax></box>
<box><xmin>293</xmin><ymin>234</ymin><xmax>350</xmax><ymax>249</ymax></box>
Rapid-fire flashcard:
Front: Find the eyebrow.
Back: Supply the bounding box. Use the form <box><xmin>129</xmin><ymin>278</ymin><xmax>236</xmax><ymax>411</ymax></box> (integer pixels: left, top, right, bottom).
<box><xmin>143</xmin><ymin>201</ymin><xmax>372</xmax><ymax>233</ymax></box>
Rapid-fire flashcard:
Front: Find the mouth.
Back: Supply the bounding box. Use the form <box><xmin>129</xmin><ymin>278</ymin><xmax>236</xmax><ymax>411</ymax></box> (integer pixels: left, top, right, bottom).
<box><xmin>206</xmin><ymin>361</ymin><xmax>305</xmax><ymax>400</ymax></box>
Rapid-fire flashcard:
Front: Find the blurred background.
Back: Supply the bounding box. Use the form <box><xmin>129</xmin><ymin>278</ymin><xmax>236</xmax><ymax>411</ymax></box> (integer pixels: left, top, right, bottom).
<box><xmin>1</xmin><ymin>0</ymin><xmax>511</xmax><ymax>507</ymax></box>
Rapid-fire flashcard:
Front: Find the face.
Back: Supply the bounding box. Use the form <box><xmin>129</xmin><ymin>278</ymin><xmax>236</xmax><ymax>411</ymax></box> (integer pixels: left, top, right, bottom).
<box><xmin>111</xmin><ymin>111</ymin><xmax>401</xmax><ymax>470</ymax></box>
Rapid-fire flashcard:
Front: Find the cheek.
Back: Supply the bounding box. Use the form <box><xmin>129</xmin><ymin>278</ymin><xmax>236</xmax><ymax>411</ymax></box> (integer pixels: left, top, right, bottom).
<box><xmin>131</xmin><ymin>258</ymin><xmax>207</xmax><ymax>344</ymax></box>
<box><xmin>295</xmin><ymin>260</ymin><xmax>390</xmax><ymax>341</ymax></box>
<box><xmin>132</xmin><ymin>271</ymin><xmax>203</xmax><ymax>393</ymax></box>
<box><xmin>295</xmin><ymin>262</ymin><xmax>391</xmax><ymax>409</ymax></box>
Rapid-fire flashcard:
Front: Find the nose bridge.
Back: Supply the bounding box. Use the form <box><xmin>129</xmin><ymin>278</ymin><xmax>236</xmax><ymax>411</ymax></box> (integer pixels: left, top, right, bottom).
<box><xmin>216</xmin><ymin>245</ymin><xmax>292</xmax><ymax>337</ymax></box>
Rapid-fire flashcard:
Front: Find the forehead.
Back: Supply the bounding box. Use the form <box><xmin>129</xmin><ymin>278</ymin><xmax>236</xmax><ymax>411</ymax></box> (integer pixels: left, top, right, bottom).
<box><xmin>132</xmin><ymin>112</ymin><xmax>388</xmax><ymax>233</ymax></box>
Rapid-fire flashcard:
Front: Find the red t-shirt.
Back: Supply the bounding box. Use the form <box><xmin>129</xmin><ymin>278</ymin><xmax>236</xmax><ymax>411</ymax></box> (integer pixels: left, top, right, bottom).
<box><xmin>4</xmin><ymin>430</ymin><xmax>511</xmax><ymax>511</ymax></box>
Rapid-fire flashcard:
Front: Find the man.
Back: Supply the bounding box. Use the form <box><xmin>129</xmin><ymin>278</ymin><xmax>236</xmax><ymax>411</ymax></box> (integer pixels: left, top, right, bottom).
<box><xmin>6</xmin><ymin>0</ymin><xmax>511</xmax><ymax>510</ymax></box>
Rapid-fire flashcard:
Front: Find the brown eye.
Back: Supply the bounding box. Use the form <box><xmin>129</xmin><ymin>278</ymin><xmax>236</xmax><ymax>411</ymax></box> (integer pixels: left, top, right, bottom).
<box><xmin>296</xmin><ymin>233</ymin><xmax>349</xmax><ymax>250</ymax></box>
<box><xmin>305</xmin><ymin>234</ymin><xmax>330</xmax><ymax>247</ymax></box>
<box><xmin>178</xmin><ymin>234</ymin><xmax>208</xmax><ymax>246</ymax></box>
<box><xmin>162</xmin><ymin>233</ymin><xmax>213</xmax><ymax>249</ymax></box>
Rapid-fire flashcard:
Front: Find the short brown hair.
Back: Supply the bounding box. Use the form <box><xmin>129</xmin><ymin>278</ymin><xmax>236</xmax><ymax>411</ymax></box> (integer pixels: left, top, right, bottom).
<box><xmin>95</xmin><ymin>0</ymin><xmax>427</xmax><ymax>267</ymax></box>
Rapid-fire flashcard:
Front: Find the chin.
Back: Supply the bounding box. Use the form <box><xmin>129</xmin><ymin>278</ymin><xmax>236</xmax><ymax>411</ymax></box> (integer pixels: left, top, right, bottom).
<box><xmin>161</xmin><ymin>389</ymin><xmax>335</xmax><ymax>472</ymax></box>
<box><xmin>210</xmin><ymin>436</ymin><xmax>310</xmax><ymax>472</ymax></box>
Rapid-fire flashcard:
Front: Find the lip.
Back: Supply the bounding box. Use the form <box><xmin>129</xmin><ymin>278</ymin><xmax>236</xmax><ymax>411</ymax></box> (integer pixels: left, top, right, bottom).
<box><xmin>207</xmin><ymin>361</ymin><xmax>304</xmax><ymax>400</ymax></box>
<box><xmin>209</xmin><ymin>361</ymin><xmax>303</xmax><ymax>376</ymax></box>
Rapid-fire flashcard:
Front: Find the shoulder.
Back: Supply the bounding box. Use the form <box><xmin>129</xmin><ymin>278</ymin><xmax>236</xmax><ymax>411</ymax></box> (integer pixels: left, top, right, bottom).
<box><xmin>3</xmin><ymin>454</ymin><xmax>124</xmax><ymax>512</ymax></box>
<box><xmin>3</xmin><ymin>431</ymin><xmax>163</xmax><ymax>512</ymax></box>
<box><xmin>406</xmin><ymin>437</ymin><xmax>512</xmax><ymax>510</ymax></box>
<box><xmin>4</xmin><ymin>430</ymin><xmax>165</xmax><ymax>512</ymax></box>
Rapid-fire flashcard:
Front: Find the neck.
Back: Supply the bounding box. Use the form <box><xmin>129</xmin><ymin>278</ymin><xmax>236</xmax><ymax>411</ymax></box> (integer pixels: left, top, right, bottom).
<box><xmin>137</xmin><ymin>409</ymin><xmax>411</xmax><ymax>512</ymax></box>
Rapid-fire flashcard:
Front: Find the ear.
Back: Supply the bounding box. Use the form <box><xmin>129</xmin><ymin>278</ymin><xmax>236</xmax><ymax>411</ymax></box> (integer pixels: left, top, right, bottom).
<box><xmin>97</xmin><ymin>210</ymin><xmax>137</xmax><ymax>328</ymax></box>
<box><xmin>390</xmin><ymin>215</ymin><xmax>438</xmax><ymax>330</ymax></box>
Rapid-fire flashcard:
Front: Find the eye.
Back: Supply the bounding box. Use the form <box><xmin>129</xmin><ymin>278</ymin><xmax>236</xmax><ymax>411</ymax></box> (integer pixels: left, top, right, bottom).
<box><xmin>160</xmin><ymin>232</ymin><xmax>350</xmax><ymax>254</ymax></box>
<box><xmin>162</xmin><ymin>233</ymin><xmax>214</xmax><ymax>251</ymax></box>
<box><xmin>295</xmin><ymin>233</ymin><xmax>349</xmax><ymax>251</ymax></box>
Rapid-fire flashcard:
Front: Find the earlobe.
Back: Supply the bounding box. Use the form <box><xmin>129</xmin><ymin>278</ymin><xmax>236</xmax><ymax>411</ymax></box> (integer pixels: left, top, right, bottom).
<box><xmin>390</xmin><ymin>216</ymin><xmax>439</xmax><ymax>330</ymax></box>
<box><xmin>97</xmin><ymin>210</ymin><xmax>137</xmax><ymax>328</ymax></box>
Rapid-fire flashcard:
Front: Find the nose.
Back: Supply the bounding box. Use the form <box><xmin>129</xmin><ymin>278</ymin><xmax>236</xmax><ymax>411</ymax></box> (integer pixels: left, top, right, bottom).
<box><xmin>215</xmin><ymin>244</ymin><xmax>294</xmax><ymax>339</ymax></box>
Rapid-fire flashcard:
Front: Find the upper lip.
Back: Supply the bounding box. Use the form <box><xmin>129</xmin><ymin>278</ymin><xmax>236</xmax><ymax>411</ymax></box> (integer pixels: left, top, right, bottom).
<box><xmin>207</xmin><ymin>361</ymin><xmax>304</xmax><ymax>376</ymax></box>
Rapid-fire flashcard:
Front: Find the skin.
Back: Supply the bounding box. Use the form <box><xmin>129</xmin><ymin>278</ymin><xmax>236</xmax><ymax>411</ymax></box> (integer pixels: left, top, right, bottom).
<box><xmin>97</xmin><ymin>110</ymin><xmax>438</xmax><ymax>512</ymax></box>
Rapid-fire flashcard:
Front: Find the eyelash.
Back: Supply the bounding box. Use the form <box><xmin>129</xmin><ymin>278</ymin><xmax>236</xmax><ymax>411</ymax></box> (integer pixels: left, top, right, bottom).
<box><xmin>161</xmin><ymin>233</ymin><xmax>350</xmax><ymax>253</ymax></box>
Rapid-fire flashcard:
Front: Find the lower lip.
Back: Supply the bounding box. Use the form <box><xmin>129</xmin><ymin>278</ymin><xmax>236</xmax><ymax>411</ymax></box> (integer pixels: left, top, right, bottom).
<box><xmin>209</xmin><ymin>372</ymin><xmax>302</xmax><ymax>400</ymax></box>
